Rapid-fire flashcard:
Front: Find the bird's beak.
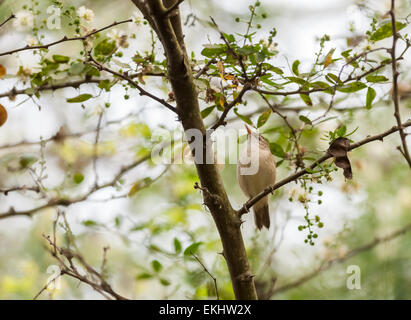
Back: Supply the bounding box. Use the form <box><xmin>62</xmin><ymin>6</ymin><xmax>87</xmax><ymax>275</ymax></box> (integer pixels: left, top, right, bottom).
<box><xmin>245</xmin><ymin>125</ymin><xmax>252</xmax><ymax>135</ymax></box>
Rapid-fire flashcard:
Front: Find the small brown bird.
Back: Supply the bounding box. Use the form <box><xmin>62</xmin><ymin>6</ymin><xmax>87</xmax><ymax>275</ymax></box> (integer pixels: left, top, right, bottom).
<box><xmin>237</xmin><ymin>125</ymin><xmax>276</xmax><ymax>230</ymax></box>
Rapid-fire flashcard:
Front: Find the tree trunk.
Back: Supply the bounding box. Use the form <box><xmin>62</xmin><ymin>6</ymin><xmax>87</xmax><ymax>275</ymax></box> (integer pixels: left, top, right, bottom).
<box><xmin>131</xmin><ymin>0</ymin><xmax>257</xmax><ymax>299</ymax></box>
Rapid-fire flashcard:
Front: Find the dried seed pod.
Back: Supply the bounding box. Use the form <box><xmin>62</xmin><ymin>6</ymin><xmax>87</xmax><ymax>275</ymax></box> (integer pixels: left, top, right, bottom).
<box><xmin>328</xmin><ymin>137</ymin><xmax>353</xmax><ymax>180</ymax></box>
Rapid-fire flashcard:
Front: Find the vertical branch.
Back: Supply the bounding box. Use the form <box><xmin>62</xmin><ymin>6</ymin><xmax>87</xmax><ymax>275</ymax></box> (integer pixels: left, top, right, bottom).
<box><xmin>131</xmin><ymin>0</ymin><xmax>258</xmax><ymax>299</ymax></box>
<box><xmin>389</xmin><ymin>0</ymin><xmax>411</xmax><ymax>167</ymax></box>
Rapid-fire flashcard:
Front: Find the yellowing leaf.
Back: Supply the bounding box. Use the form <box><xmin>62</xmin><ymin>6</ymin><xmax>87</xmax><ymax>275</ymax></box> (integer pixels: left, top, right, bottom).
<box><xmin>217</xmin><ymin>61</ymin><xmax>224</xmax><ymax>74</ymax></box>
<box><xmin>0</xmin><ymin>64</ymin><xmax>6</xmax><ymax>78</ymax></box>
<box><xmin>0</xmin><ymin>104</ymin><xmax>8</xmax><ymax>127</ymax></box>
<box><xmin>219</xmin><ymin>95</ymin><xmax>225</xmax><ymax>109</ymax></box>
<box><xmin>128</xmin><ymin>181</ymin><xmax>142</xmax><ymax>197</ymax></box>
<box><xmin>138</xmin><ymin>74</ymin><xmax>146</xmax><ymax>85</ymax></box>
<box><xmin>323</xmin><ymin>48</ymin><xmax>335</xmax><ymax>68</ymax></box>
<box><xmin>233</xmin><ymin>90</ymin><xmax>239</xmax><ymax>100</ymax></box>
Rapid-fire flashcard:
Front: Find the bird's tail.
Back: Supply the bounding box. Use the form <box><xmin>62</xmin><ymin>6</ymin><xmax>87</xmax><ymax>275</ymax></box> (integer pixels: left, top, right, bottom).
<box><xmin>254</xmin><ymin>200</ymin><xmax>270</xmax><ymax>230</ymax></box>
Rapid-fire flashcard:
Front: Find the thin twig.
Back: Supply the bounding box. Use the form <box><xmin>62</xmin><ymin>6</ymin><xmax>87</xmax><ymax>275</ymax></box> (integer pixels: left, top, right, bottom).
<box><xmin>87</xmin><ymin>54</ymin><xmax>178</xmax><ymax>114</ymax></box>
<box><xmin>192</xmin><ymin>254</ymin><xmax>219</xmax><ymax>300</ymax></box>
<box><xmin>93</xmin><ymin>112</ymin><xmax>104</xmax><ymax>187</ymax></box>
<box><xmin>269</xmin><ymin>221</ymin><xmax>411</xmax><ymax>296</ymax></box>
<box><xmin>237</xmin><ymin>119</ymin><xmax>411</xmax><ymax>215</ymax></box>
<box><xmin>0</xmin><ymin>19</ymin><xmax>132</xmax><ymax>57</ymax></box>
<box><xmin>0</xmin><ymin>14</ymin><xmax>15</xmax><ymax>29</ymax></box>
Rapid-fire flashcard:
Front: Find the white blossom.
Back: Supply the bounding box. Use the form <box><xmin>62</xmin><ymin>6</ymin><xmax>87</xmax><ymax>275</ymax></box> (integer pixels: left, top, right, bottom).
<box><xmin>13</xmin><ymin>11</ymin><xmax>34</xmax><ymax>31</ymax></box>
<box><xmin>107</xmin><ymin>29</ymin><xmax>120</xmax><ymax>42</ymax></box>
<box><xmin>107</xmin><ymin>29</ymin><xmax>128</xmax><ymax>48</ymax></box>
<box><xmin>25</xmin><ymin>36</ymin><xmax>37</xmax><ymax>47</ymax></box>
<box><xmin>77</xmin><ymin>6</ymin><xmax>94</xmax><ymax>22</ymax></box>
<box><xmin>131</xmin><ymin>11</ymin><xmax>142</xmax><ymax>25</ymax></box>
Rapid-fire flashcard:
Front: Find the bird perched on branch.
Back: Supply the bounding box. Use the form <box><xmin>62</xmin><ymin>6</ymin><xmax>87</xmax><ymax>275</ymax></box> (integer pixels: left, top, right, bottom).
<box><xmin>237</xmin><ymin>125</ymin><xmax>276</xmax><ymax>230</ymax></box>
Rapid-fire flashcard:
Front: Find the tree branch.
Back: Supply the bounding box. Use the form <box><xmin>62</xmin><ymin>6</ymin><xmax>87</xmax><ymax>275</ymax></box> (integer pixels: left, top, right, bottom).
<box><xmin>237</xmin><ymin>119</ymin><xmax>411</xmax><ymax>215</ymax></box>
<box><xmin>87</xmin><ymin>55</ymin><xmax>178</xmax><ymax>114</ymax></box>
<box><xmin>268</xmin><ymin>221</ymin><xmax>411</xmax><ymax>297</ymax></box>
<box><xmin>133</xmin><ymin>1</ymin><xmax>258</xmax><ymax>299</ymax></box>
<box><xmin>0</xmin><ymin>78</ymin><xmax>101</xmax><ymax>99</ymax></box>
<box><xmin>0</xmin><ymin>19</ymin><xmax>132</xmax><ymax>57</ymax></box>
<box><xmin>389</xmin><ymin>0</ymin><xmax>411</xmax><ymax>167</ymax></box>
<box><xmin>0</xmin><ymin>152</ymin><xmax>152</xmax><ymax>220</ymax></box>
<box><xmin>0</xmin><ymin>14</ymin><xmax>15</xmax><ymax>29</ymax></box>
<box><xmin>164</xmin><ymin>0</ymin><xmax>185</xmax><ymax>17</ymax></box>
<box><xmin>38</xmin><ymin>212</ymin><xmax>128</xmax><ymax>300</ymax></box>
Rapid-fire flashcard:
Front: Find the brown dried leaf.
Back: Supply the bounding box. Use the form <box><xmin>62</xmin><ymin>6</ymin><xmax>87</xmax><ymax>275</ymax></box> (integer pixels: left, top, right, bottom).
<box><xmin>328</xmin><ymin>137</ymin><xmax>353</xmax><ymax>179</ymax></box>
<box><xmin>328</xmin><ymin>137</ymin><xmax>350</xmax><ymax>157</ymax></box>
<box><xmin>335</xmin><ymin>156</ymin><xmax>353</xmax><ymax>179</ymax></box>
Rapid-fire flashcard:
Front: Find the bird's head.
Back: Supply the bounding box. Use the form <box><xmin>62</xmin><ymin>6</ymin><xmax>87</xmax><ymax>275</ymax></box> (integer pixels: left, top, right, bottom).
<box><xmin>245</xmin><ymin>125</ymin><xmax>270</xmax><ymax>149</ymax></box>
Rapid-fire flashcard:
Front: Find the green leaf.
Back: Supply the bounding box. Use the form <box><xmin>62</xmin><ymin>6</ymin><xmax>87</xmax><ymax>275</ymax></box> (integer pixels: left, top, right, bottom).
<box><xmin>85</xmin><ymin>65</ymin><xmax>101</xmax><ymax>77</ymax></box>
<box><xmin>262</xmin><ymin>63</ymin><xmax>283</xmax><ymax>75</ymax></box>
<box><xmin>300</xmin><ymin>94</ymin><xmax>312</xmax><ymax>106</ymax></box>
<box><xmin>69</xmin><ymin>62</ymin><xmax>85</xmax><ymax>75</ymax></box>
<box><xmin>366</xmin><ymin>87</ymin><xmax>376</xmax><ymax>109</ymax></box>
<box><xmin>287</xmin><ymin>77</ymin><xmax>307</xmax><ymax>85</ymax></box>
<box><xmin>183</xmin><ymin>242</ymin><xmax>203</xmax><ymax>256</ymax></box>
<box><xmin>269</xmin><ymin>142</ymin><xmax>285</xmax><ymax>158</ymax></box>
<box><xmin>159</xmin><ymin>278</ymin><xmax>171</xmax><ymax>286</ymax></box>
<box><xmin>66</xmin><ymin>93</ymin><xmax>93</xmax><ymax>103</ymax></box>
<box><xmin>309</xmin><ymin>81</ymin><xmax>329</xmax><ymax>89</ymax></box>
<box><xmin>173</xmin><ymin>238</ymin><xmax>182</xmax><ymax>254</ymax></box>
<box><xmin>151</xmin><ymin>260</ymin><xmax>162</xmax><ymax>272</ymax></box>
<box><xmin>82</xmin><ymin>220</ymin><xmax>98</xmax><ymax>227</ymax></box>
<box><xmin>201</xmin><ymin>45</ymin><xmax>226</xmax><ymax>58</ymax></box>
<box><xmin>94</xmin><ymin>39</ymin><xmax>116</xmax><ymax>56</ymax></box>
<box><xmin>370</xmin><ymin>21</ymin><xmax>406</xmax><ymax>41</ymax></box>
<box><xmin>223</xmin><ymin>33</ymin><xmax>235</xmax><ymax>43</ymax></box>
<box><xmin>237</xmin><ymin>45</ymin><xmax>259</xmax><ymax>55</ymax></box>
<box><xmin>336</xmin><ymin>125</ymin><xmax>347</xmax><ymax>137</ymax></box>
<box><xmin>299</xmin><ymin>115</ymin><xmax>312</xmax><ymax>125</ymax></box>
<box><xmin>73</xmin><ymin>172</ymin><xmax>84</xmax><ymax>184</ymax></box>
<box><xmin>52</xmin><ymin>54</ymin><xmax>70</xmax><ymax>63</ymax></box>
<box><xmin>325</xmin><ymin>73</ymin><xmax>342</xmax><ymax>85</ymax></box>
<box><xmin>260</xmin><ymin>75</ymin><xmax>279</xmax><ymax>87</ymax></box>
<box><xmin>365</xmin><ymin>75</ymin><xmax>388</xmax><ymax>83</ymax></box>
<box><xmin>136</xmin><ymin>273</ymin><xmax>152</xmax><ymax>279</ymax></box>
<box><xmin>337</xmin><ymin>82</ymin><xmax>366</xmax><ymax>93</ymax></box>
<box><xmin>292</xmin><ymin>60</ymin><xmax>300</xmax><ymax>76</ymax></box>
<box><xmin>341</xmin><ymin>49</ymin><xmax>352</xmax><ymax>58</ymax></box>
<box><xmin>98</xmin><ymin>79</ymin><xmax>113</xmax><ymax>92</ymax></box>
<box><xmin>19</xmin><ymin>156</ymin><xmax>38</xmax><ymax>168</ymax></box>
<box><xmin>234</xmin><ymin>108</ymin><xmax>253</xmax><ymax>125</ymax></box>
<box><xmin>257</xmin><ymin>109</ymin><xmax>271</xmax><ymax>128</ymax></box>
<box><xmin>201</xmin><ymin>106</ymin><xmax>215</xmax><ymax>119</ymax></box>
